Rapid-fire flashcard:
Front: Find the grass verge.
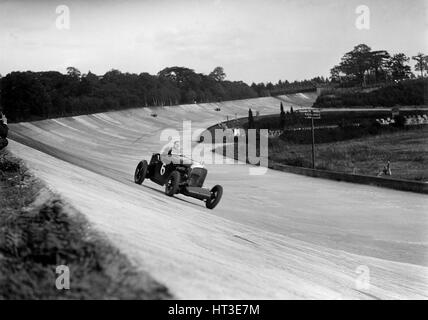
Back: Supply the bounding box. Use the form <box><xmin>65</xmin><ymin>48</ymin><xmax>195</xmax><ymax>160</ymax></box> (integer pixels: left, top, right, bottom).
<box><xmin>0</xmin><ymin>152</ymin><xmax>172</xmax><ymax>299</ymax></box>
<box><xmin>215</xmin><ymin>126</ymin><xmax>428</xmax><ymax>182</ymax></box>
<box><xmin>268</xmin><ymin>126</ymin><xmax>428</xmax><ymax>181</ymax></box>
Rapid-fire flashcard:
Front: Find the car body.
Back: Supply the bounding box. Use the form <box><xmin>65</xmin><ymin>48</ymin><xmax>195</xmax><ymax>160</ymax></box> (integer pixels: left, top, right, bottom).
<box><xmin>134</xmin><ymin>153</ymin><xmax>223</xmax><ymax>209</ymax></box>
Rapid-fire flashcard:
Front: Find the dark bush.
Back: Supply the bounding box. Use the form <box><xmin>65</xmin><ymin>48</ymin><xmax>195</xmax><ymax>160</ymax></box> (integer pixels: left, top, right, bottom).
<box><xmin>0</xmin><ymin>156</ymin><xmax>20</xmax><ymax>172</ymax></box>
<box><xmin>313</xmin><ymin>79</ymin><xmax>427</xmax><ymax>109</ymax></box>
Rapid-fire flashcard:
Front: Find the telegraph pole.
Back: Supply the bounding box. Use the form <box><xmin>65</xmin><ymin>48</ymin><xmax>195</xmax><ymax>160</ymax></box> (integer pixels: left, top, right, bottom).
<box><xmin>302</xmin><ymin>109</ymin><xmax>320</xmax><ymax>169</ymax></box>
<box><xmin>311</xmin><ymin>114</ymin><xmax>315</xmax><ymax>169</ymax></box>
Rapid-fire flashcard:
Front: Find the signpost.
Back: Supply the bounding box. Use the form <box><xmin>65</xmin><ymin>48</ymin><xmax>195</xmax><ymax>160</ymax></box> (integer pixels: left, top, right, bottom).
<box><xmin>299</xmin><ymin>109</ymin><xmax>321</xmax><ymax>169</ymax></box>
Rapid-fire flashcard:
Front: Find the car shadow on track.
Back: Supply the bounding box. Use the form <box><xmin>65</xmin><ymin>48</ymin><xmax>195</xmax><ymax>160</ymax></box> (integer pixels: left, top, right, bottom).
<box><xmin>132</xmin><ymin>180</ymin><xmax>207</xmax><ymax>211</ymax></box>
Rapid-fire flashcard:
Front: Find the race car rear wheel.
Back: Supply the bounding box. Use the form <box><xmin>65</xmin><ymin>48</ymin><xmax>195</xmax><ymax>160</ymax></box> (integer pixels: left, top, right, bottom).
<box><xmin>165</xmin><ymin>171</ymin><xmax>180</xmax><ymax>196</ymax></box>
<box><xmin>206</xmin><ymin>185</ymin><xmax>223</xmax><ymax>209</ymax></box>
<box><xmin>134</xmin><ymin>160</ymin><xmax>148</xmax><ymax>185</ymax></box>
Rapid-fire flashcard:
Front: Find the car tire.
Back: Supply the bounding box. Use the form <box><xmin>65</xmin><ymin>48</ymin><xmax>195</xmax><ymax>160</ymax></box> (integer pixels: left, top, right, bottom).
<box><xmin>205</xmin><ymin>185</ymin><xmax>223</xmax><ymax>209</ymax></box>
<box><xmin>165</xmin><ymin>171</ymin><xmax>180</xmax><ymax>196</ymax></box>
<box><xmin>134</xmin><ymin>160</ymin><xmax>148</xmax><ymax>185</ymax></box>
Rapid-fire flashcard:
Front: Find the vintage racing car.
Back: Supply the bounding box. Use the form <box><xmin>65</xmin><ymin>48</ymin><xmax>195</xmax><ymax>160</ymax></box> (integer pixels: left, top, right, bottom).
<box><xmin>134</xmin><ymin>152</ymin><xmax>223</xmax><ymax>209</ymax></box>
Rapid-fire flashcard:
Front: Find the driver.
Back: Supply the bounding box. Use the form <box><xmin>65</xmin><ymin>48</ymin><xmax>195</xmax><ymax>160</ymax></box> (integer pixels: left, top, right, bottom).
<box><xmin>161</xmin><ymin>140</ymin><xmax>181</xmax><ymax>156</ymax></box>
<box><xmin>160</xmin><ymin>140</ymin><xmax>182</xmax><ymax>164</ymax></box>
<box><xmin>0</xmin><ymin>112</ymin><xmax>8</xmax><ymax>151</ymax></box>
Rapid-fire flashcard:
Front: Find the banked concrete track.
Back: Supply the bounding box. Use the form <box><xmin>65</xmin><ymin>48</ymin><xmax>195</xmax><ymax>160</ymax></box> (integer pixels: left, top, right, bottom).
<box><xmin>8</xmin><ymin>93</ymin><xmax>428</xmax><ymax>299</ymax></box>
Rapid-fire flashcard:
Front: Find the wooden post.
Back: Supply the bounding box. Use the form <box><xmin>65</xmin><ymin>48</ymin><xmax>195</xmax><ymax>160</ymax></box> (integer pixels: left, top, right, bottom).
<box><xmin>311</xmin><ymin>111</ymin><xmax>315</xmax><ymax>169</ymax></box>
<box><xmin>303</xmin><ymin>108</ymin><xmax>319</xmax><ymax>169</ymax></box>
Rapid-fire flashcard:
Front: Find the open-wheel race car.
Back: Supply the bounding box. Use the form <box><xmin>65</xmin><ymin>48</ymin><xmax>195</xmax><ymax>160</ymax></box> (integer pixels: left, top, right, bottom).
<box><xmin>134</xmin><ymin>152</ymin><xmax>223</xmax><ymax>209</ymax></box>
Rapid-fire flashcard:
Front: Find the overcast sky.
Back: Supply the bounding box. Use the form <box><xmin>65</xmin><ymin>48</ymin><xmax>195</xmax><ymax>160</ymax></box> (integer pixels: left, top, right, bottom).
<box><xmin>0</xmin><ymin>0</ymin><xmax>426</xmax><ymax>83</ymax></box>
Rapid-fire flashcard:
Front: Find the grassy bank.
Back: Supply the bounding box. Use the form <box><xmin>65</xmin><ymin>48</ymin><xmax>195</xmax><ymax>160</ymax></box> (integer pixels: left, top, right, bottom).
<box><xmin>255</xmin><ymin>109</ymin><xmax>427</xmax><ymax>130</ymax></box>
<box><xmin>0</xmin><ymin>152</ymin><xmax>171</xmax><ymax>299</ymax></box>
<box><xmin>268</xmin><ymin>126</ymin><xmax>428</xmax><ymax>181</ymax></box>
<box><xmin>216</xmin><ymin>126</ymin><xmax>428</xmax><ymax>182</ymax></box>
<box><xmin>313</xmin><ymin>79</ymin><xmax>427</xmax><ymax>109</ymax></box>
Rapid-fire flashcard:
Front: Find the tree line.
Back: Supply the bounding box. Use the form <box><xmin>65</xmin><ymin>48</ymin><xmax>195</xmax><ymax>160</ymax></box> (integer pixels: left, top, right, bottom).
<box><xmin>330</xmin><ymin>44</ymin><xmax>428</xmax><ymax>86</ymax></box>
<box><xmin>1</xmin><ymin>43</ymin><xmax>426</xmax><ymax>122</ymax></box>
<box><xmin>0</xmin><ymin>65</ymin><xmax>331</xmax><ymax>123</ymax></box>
<box><xmin>311</xmin><ymin>44</ymin><xmax>428</xmax><ymax>108</ymax></box>
<box><xmin>250</xmin><ymin>76</ymin><xmax>328</xmax><ymax>97</ymax></box>
<box><xmin>0</xmin><ymin>66</ymin><xmax>258</xmax><ymax>122</ymax></box>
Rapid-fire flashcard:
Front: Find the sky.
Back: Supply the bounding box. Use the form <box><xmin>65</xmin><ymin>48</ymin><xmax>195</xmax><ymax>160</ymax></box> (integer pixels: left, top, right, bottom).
<box><xmin>0</xmin><ymin>0</ymin><xmax>426</xmax><ymax>83</ymax></box>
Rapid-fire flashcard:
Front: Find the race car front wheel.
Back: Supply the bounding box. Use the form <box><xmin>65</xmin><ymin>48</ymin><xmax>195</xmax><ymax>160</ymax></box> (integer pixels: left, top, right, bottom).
<box><xmin>165</xmin><ymin>171</ymin><xmax>180</xmax><ymax>196</ymax></box>
<box><xmin>134</xmin><ymin>160</ymin><xmax>148</xmax><ymax>185</ymax></box>
<box><xmin>206</xmin><ymin>185</ymin><xmax>223</xmax><ymax>209</ymax></box>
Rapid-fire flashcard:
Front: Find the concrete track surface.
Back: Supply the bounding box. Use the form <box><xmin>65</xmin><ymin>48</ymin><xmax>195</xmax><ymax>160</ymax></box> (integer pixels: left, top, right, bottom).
<box><xmin>8</xmin><ymin>93</ymin><xmax>428</xmax><ymax>299</ymax></box>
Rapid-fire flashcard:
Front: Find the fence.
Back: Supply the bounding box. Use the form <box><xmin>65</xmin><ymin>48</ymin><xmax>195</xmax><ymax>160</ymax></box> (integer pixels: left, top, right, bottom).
<box><xmin>270</xmin><ymin>162</ymin><xmax>428</xmax><ymax>194</ymax></box>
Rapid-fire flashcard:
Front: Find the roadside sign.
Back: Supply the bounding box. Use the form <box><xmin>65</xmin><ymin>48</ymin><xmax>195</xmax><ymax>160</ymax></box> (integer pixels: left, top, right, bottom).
<box><xmin>304</xmin><ymin>114</ymin><xmax>320</xmax><ymax>119</ymax></box>
<box><xmin>303</xmin><ymin>110</ymin><xmax>321</xmax><ymax>119</ymax></box>
<box><xmin>296</xmin><ymin>108</ymin><xmax>310</xmax><ymax>113</ymax></box>
<box><xmin>296</xmin><ymin>109</ymin><xmax>321</xmax><ymax>168</ymax></box>
<box><xmin>297</xmin><ymin>109</ymin><xmax>321</xmax><ymax>117</ymax></box>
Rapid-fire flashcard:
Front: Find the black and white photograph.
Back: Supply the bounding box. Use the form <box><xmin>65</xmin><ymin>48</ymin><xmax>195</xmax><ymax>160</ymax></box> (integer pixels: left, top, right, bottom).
<box><xmin>0</xmin><ymin>0</ymin><xmax>427</xmax><ymax>308</ymax></box>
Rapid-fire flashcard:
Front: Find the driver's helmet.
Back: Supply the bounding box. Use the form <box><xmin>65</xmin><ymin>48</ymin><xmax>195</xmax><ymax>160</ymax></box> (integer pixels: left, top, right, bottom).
<box><xmin>161</xmin><ymin>139</ymin><xmax>181</xmax><ymax>156</ymax></box>
<box><xmin>172</xmin><ymin>140</ymin><xmax>180</xmax><ymax>154</ymax></box>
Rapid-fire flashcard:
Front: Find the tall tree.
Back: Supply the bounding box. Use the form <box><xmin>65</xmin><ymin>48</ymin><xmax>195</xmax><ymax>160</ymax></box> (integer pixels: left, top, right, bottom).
<box><xmin>330</xmin><ymin>65</ymin><xmax>342</xmax><ymax>82</ymax></box>
<box><xmin>66</xmin><ymin>67</ymin><xmax>81</xmax><ymax>79</ymax></box>
<box><xmin>338</xmin><ymin>44</ymin><xmax>372</xmax><ymax>86</ymax></box>
<box><xmin>209</xmin><ymin>66</ymin><xmax>226</xmax><ymax>82</ymax></box>
<box><xmin>388</xmin><ymin>53</ymin><xmax>412</xmax><ymax>81</ymax></box>
<box><xmin>412</xmin><ymin>53</ymin><xmax>428</xmax><ymax>78</ymax></box>
<box><xmin>248</xmin><ymin>108</ymin><xmax>255</xmax><ymax>129</ymax></box>
<box><xmin>368</xmin><ymin>50</ymin><xmax>390</xmax><ymax>83</ymax></box>
<box><xmin>279</xmin><ymin>102</ymin><xmax>286</xmax><ymax>128</ymax></box>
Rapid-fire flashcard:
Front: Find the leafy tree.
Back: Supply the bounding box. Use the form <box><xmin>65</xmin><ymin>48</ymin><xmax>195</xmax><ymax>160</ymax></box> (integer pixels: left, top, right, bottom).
<box><xmin>209</xmin><ymin>66</ymin><xmax>226</xmax><ymax>82</ymax></box>
<box><xmin>248</xmin><ymin>108</ymin><xmax>255</xmax><ymax>129</ymax></box>
<box><xmin>79</xmin><ymin>71</ymin><xmax>98</xmax><ymax>96</ymax></box>
<box><xmin>66</xmin><ymin>67</ymin><xmax>81</xmax><ymax>79</ymax></box>
<box><xmin>368</xmin><ymin>50</ymin><xmax>390</xmax><ymax>83</ymax></box>
<box><xmin>332</xmin><ymin>45</ymin><xmax>395</xmax><ymax>85</ymax></box>
<box><xmin>158</xmin><ymin>66</ymin><xmax>197</xmax><ymax>85</ymax></box>
<box><xmin>412</xmin><ymin>53</ymin><xmax>428</xmax><ymax>78</ymax></box>
<box><xmin>338</xmin><ymin>44</ymin><xmax>372</xmax><ymax>86</ymax></box>
<box><xmin>185</xmin><ymin>89</ymin><xmax>197</xmax><ymax>103</ymax></box>
<box><xmin>330</xmin><ymin>65</ymin><xmax>342</xmax><ymax>82</ymax></box>
<box><xmin>388</xmin><ymin>53</ymin><xmax>412</xmax><ymax>81</ymax></box>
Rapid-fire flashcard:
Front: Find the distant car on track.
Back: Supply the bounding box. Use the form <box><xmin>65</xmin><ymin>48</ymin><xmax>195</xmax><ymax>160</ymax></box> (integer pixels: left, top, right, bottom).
<box><xmin>134</xmin><ymin>152</ymin><xmax>223</xmax><ymax>209</ymax></box>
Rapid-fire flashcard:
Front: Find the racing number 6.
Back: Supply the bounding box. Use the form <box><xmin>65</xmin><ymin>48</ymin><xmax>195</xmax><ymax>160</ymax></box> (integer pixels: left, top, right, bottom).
<box><xmin>160</xmin><ymin>163</ymin><xmax>166</xmax><ymax>175</ymax></box>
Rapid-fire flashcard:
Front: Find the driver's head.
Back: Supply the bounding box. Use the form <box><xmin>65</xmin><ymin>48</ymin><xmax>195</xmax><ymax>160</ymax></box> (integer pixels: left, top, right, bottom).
<box><xmin>172</xmin><ymin>140</ymin><xmax>180</xmax><ymax>152</ymax></box>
